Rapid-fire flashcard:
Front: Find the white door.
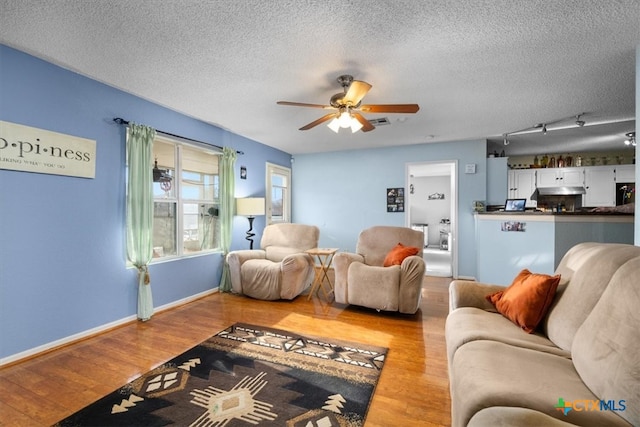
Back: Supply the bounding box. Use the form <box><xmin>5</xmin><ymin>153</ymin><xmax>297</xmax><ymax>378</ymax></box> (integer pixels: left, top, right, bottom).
<box><xmin>266</xmin><ymin>162</ymin><xmax>291</xmax><ymax>224</ymax></box>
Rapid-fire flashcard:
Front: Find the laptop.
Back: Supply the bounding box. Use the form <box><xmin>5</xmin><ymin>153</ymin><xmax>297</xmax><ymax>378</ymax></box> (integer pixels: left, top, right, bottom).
<box><xmin>504</xmin><ymin>198</ymin><xmax>526</xmax><ymax>212</ymax></box>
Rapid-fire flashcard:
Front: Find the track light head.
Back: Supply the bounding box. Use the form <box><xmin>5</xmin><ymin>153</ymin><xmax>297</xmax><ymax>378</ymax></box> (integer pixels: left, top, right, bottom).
<box><xmin>575</xmin><ymin>115</ymin><xmax>585</xmax><ymax>127</ymax></box>
<box><xmin>542</xmin><ymin>124</ymin><xmax>547</xmax><ymax>134</ymax></box>
<box><xmin>625</xmin><ymin>132</ymin><xmax>636</xmax><ymax>147</ymax></box>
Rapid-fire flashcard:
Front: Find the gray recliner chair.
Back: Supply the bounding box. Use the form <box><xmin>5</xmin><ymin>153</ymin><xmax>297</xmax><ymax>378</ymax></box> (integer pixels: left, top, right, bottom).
<box><xmin>333</xmin><ymin>226</ymin><xmax>426</xmax><ymax>314</ymax></box>
<box><xmin>226</xmin><ymin>223</ymin><xmax>319</xmax><ymax>300</ymax></box>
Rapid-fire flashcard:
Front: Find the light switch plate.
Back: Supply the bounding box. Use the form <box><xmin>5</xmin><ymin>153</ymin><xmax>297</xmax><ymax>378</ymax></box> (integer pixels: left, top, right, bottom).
<box><xmin>465</xmin><ymin>163</ymin><xmax>476</xmax><ymax>174</ymax></box>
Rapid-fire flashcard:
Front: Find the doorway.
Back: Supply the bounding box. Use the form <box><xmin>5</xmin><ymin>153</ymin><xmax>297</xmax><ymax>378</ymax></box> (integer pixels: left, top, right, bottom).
<box><xmin>406</xmin><ymin>161</ymin><xmax>458</xmax><ymax>278</ymax></box>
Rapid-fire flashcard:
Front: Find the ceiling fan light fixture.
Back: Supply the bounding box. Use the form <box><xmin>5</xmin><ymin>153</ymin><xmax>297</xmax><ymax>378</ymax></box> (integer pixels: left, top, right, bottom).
<box><xmin>350</xmin><ymin>118</ymin><xmax>363</xmax><ymax>133</ymax></box>
<box><xmin>327</xmin><ymin>117</ymin><xmax>341</xmax><ymax>133</ymax></box>
<box><xmin>338</xmin><ymin>110</ymin><xmax>352</xmax><ymax>128</ymax></box>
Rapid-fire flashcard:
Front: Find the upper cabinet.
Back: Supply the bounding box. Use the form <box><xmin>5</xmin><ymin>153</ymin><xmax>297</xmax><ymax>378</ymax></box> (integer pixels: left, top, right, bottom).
<box><xmin>584</xmin><ymin>166</ymin><xmax>616</xmax><ymax>207</ymax></box>
<box><xmin>536</xmin><ymin>167</ymin><xmax>585</xmax><ymax>187</ymax></box>
<box><xmin>615</xmin><ymin>165</ymin><xmax>636</xmax><ymax>183</ymax></box>
<box><xmin>508</xmin><ymin>169</ymin><xmax>537</xmax><ymax>207</ymax></box>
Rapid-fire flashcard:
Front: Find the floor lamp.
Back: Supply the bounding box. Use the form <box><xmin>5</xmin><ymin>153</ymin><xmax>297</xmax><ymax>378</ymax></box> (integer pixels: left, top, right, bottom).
<box><xmin>236</xmin><ymin>197</ymin><xmax>266</xmax><ymax>249</ymax></box>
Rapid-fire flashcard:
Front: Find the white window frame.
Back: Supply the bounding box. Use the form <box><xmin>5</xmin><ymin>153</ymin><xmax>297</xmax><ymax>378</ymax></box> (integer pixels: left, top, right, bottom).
<box><xmin>266</xmin><ymin>162</ymin><xmax>291</xmax><ymax>224</ymax></box>
<box><xmin>150</xmin><ymin>135</ymin><xmax>222</xmax><ymax>262</ymax></box>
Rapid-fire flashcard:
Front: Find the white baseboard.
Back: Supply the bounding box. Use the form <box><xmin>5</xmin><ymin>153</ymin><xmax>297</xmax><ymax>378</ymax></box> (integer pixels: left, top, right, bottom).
<box><xmin>0</xmin><ymin>288</ymin><xmax>218</xmax><ymax>367</ymax></box>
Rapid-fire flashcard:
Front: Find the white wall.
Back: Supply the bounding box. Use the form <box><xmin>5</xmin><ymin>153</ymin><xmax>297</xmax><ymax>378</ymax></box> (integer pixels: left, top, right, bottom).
<box><xmin>410</xmin><ymin>175</ymin><xmax>451</xmax><ymax>245</ymax></box>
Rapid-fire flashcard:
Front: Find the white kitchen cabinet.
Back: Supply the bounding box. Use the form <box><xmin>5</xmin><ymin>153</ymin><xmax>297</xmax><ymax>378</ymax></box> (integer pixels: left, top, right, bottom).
<box><xmin>536</xmin><ymin>167</ymin><xmax>584</xmax><ymax>187</ymax></box>
<box><xmin>583</xmin><ymin>166</ymin><xmax>616</xmax><ymax>207</ymax></box>
<box><xmin>508</xmin><ymin>169</ymin><xmax>537</xmax><ymax>207</ymax></box>
<box><xmin>614</xmin><ymin>165</ymin><xmax>636</xmax><ymax>183</ymax></box>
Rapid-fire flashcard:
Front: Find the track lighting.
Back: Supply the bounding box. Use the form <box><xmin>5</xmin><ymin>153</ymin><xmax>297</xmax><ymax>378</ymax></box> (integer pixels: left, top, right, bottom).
<box><xmin>502</xmin><ymin>113</ymin><xmax>587</xmax><ymax>143</ymax></box>
<box><xmin>624</xmin><ymin>132</ymin><xmax>636</xmax><ymax>147</ymax></box>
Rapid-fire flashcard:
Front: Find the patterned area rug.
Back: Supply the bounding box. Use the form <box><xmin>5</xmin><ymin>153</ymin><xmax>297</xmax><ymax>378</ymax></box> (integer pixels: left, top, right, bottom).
<box><xmin>54</xmin><ymin>323</ymin><xmax>388</xmax><ymax>426</ymax></box>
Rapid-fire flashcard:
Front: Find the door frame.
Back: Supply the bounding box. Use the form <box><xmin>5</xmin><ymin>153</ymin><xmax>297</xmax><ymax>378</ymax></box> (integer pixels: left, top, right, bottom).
<box><xmin>405</xmin><ymin>160</ymin><xmax>458</xmax><ymax>279</ymax></box>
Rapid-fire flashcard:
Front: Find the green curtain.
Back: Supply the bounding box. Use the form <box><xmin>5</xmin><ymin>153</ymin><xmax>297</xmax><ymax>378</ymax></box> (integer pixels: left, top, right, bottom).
<box><xmin>219</xmin><ymin>147</ymin><xmax>237</xmax><ymax>292</ymax></box>
<box><xmin>126</xmin><ymin>123</ymin><xmax>156</xmax><ymax>321</ymax></box>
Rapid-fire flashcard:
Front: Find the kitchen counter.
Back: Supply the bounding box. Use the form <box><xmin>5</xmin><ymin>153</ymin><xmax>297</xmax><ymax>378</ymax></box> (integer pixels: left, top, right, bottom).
<box><xmin>474</xmin><ymin>212</ymin><xmax>634</xmax><ymax>284</ymax></box>
<box><xmin>477</xmin><ymin>210</ymin><xmax>633</xmax><ymax>216</ymax></box>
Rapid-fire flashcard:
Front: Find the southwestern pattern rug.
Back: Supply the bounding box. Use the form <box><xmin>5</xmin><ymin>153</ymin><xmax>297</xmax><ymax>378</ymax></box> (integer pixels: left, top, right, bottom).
<box><xmin>54</xmin><ymin>323</ymin><xmax>388</xmax><ymax>426</ymax></box>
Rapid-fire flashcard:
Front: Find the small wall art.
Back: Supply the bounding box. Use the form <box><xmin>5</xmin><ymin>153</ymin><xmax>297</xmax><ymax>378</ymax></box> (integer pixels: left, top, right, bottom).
<box><xmin>387</xmin><ymin>187</ymin><xmax>404</xmax><ymax>212</ymax></box>
<box><xmin>240</xmin><ymin>166</ymin><xmax>247</xmax><ymax>179</ymax></box>
<box><xmin>501</xmin><ymin>221</ymin><xmax>526</xmax><ymax>232</ymax></box>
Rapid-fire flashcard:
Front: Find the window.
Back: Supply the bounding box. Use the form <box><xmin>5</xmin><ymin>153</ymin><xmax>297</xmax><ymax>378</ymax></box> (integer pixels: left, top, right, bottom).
<box><xmin>266</xmin><ymin>162</ymin><xmax>291</xmax><ymax>224</ymax></box>
<box><xmin>151</xmin><ymin>136</ymin><xmax>221</xmax><ymax>260</ymax></box>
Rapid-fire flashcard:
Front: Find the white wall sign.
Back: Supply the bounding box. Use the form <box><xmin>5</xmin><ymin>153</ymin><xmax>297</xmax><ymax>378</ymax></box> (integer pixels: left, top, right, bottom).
<box><xmin>0</xmin><ymin>120</ymin><xmax>96</xmax><ymax>179</ymax></box>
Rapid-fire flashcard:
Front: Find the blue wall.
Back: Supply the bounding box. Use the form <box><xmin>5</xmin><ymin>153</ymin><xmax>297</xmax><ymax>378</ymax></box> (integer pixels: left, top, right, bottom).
<box><xmin>291</xmin><ymin>140</ymin><xmax>487</xmax><ymax>278</ymax></box>
<box><xmin>0</xmin><ymin>45</ymin><xmax>291</xmax><ymax>360</ymax></box>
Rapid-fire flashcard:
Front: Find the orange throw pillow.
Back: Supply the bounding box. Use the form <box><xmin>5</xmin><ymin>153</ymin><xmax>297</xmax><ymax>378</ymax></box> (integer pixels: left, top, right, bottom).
<box><xmin>383</xmin><ymin>243</ymin><xmax>421</xmax><ymax>267</ymax></box>
<box><xmin>486</xmin><ymin>269</ymin><xmax>561</xmax><ymax>333</ymax></box>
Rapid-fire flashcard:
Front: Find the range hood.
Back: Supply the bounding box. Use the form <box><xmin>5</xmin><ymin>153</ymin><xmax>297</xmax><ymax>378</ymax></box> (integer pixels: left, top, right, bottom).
<box><xmin>533</xmin><ymin>186</ymin><xmax>586</xmax><ymax>198</ymax></box>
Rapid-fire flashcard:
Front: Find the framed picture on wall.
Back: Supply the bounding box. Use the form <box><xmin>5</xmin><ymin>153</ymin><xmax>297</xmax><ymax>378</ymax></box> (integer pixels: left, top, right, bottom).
<box><xmin>387</xmin><ymin>187</ymin><xmax>404</xmax><ymax>212</ymax></box>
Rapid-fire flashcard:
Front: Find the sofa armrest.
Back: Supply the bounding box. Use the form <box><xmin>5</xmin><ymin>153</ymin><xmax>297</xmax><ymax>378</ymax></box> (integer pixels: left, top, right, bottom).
<box><xmin>226</xmin><ymin>250</ymin><xmax>266</xmax><ymax>294</ymax></box>
<box><xmin>279</xmin><ymin>253</ymin><xmax>314</xmax><ymax>300</ymax></box>
<box><xmin>449</xmin><ymin>280</ymin><xmax>505</xmax><ymax>312</ymax></box>
<box><xmin>333</xmin><ymin>252</ymin><xmax>365</xmax><ymax>304</ymax></box>
<box><xmin>398</xmin><ymin>255</ymin><xmax>426</xmax><ymax>314</ymax></box>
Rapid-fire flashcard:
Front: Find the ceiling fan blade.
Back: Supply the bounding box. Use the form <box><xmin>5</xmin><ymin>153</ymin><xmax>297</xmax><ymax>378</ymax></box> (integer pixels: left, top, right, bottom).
<box><xmin>277</xmin><ymin>101</ymin><xmax>334</xmax><ymax>109</ymax></box>
<box><xmin>299</xmin><ymin>113</ymin><xmax>338</xmax><ymax>130</ymax></box>
<box><xmin>343</xmin><ymin>80</ymin><xmax>372</xmax><ymax>106</ymax></box>
<box><xmin>353</xmin><ymin>113</ymin><xmax>376</xmax><ymax>132</ymax></box>
<box><xmin>359</xmin><ymin>104</ymin><xmax>420</xmax><ymax>114</ymax></box>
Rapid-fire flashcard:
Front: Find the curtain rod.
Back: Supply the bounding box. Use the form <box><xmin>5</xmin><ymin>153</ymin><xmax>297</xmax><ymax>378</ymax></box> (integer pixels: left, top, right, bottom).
<box><xmin>113</xmin><ymin>118</ymin><xmax>244</xmax><ymax>155</ymax></box>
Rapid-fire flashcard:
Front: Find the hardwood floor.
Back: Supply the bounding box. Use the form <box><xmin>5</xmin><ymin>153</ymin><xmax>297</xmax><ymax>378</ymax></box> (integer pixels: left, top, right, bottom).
<box><xmin>0</xmin><ymin>275</ymin><xmax>452</xmax><ymax>427</ymax></box>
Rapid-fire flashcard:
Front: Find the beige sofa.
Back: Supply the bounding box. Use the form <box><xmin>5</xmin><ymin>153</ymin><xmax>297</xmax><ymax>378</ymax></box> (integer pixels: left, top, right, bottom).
<box><xmin>446</xmin><ymin>242</ymin><xmax>640</xmax><ymax>427</ymax></box>
<box><xmin>226</xmin><ymin>223</ymin><xmax>319</xmax><ymax>300</ymax></box>
<box><xmin>333</xmin><ymin>226</ymin><xmax>425</xmax><ymax>314</ymax></box>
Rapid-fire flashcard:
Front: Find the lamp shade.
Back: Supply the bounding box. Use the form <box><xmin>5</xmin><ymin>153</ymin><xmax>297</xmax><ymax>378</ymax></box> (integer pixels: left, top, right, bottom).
<box><xmin>236</xmin><ymin>197</ymin><xmax>265</xmax><ymax>216</ymax></box>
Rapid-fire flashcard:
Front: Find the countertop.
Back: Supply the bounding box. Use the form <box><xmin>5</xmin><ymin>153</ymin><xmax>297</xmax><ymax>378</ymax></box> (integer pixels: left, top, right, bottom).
<box><xmin>477</xmin><ymin>210</ymin><xmax>633</xmax><ymax>216</ymax></box>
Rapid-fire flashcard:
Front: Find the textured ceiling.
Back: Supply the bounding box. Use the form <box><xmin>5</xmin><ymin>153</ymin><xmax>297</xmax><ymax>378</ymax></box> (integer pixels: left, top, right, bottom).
<box><xmin>1</xmin><ymin>0</ymin><xmax>639</xmax><ymax>155</ymax></box>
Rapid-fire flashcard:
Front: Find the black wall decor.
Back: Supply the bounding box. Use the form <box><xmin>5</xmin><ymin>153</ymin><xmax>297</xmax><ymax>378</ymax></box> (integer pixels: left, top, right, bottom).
<box><xmin>387</xmin><ymin>187</ymin><xmax>404</xmax><ymax>212</ymax></box>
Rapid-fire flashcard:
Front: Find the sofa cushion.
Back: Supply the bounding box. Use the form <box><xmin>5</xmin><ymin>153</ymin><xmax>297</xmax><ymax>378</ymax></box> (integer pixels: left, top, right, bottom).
<box><xmin>572</xmin><ymin>256</ymin><xmax>640</xmax><ymax>427</ymax></box>
<box><xmin>451</xmin><ymin>340</ymin><xmax>631</xmax><ymax>427</ymax></box>
<box><xmin>445</xmin><ymin>307</ymin><xmax>570</xmax><ymax>372</ymax></box>
<box><xmin>468</xmin><ymin>407</ymin><xmax>580</xmax><ymax>427</ymax></box>
<box><xmin>544</xmin><ymin>243</ymin><xmax>640</xmax><ymax>352</ymax></box>
<box><xmin>383</xmin><ymin>242</ymin><xmax>420</xmax><ymax>267</ymax></box>
<box><xmin>486</xmin><ymin>269</ymin><xmax>560</xmax><ymax>333</ymax></box>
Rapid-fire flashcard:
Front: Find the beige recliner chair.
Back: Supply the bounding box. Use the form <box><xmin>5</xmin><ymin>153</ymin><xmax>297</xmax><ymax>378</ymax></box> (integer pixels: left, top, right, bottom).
<box><xmin>226</xmin><ymin>223</ymin><xmax>320</xmax><ymax>300</ymax></box>
<box><xmin>333</xmin><ymin>226</ymin><xmax>426</xmax><ymax>314</ymax></box>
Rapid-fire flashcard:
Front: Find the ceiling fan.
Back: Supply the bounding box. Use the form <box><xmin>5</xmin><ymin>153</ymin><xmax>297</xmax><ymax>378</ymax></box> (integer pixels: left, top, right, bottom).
<box><xmin>277</xmin><ymin>75</ymin><xmax>420</xmax><ymax>133</ymax></box>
